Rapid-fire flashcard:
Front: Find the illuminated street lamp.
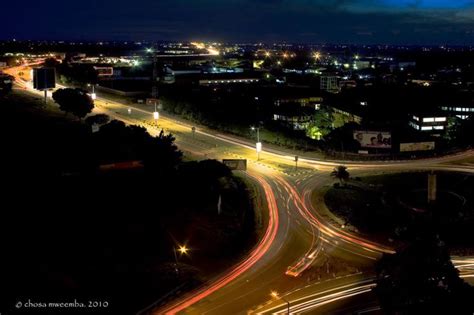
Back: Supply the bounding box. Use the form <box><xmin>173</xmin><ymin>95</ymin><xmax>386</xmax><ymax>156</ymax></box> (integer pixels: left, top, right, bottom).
<box><xmin>271</xmin><ymin>291</ymin><xmax>290</xmax><ymax>314</ymax></box>
<box><xmin>313</xmin><ymin>51</ymin><xmax>321</xmax><ymax>60</ymax></box>
<box><xmin>178</xmin><ymin>245</ymin><xmax>188</xmax><ymax>255</ymax></box>
<box><xmin>153</xmin><ymin>102</ymin><xmax>159</xmax><ymax>124</ymax></box>
<box><xmin>251</xmin><ymin>126</ymin><xmax>262</xmax><ymax>161</ymax></box>
<box><xmin>256</xmin><ymin>142</ymin><xmax>262</xmax><ymax>160</ymax></box>
<box><xmin>88</xmin><ymin>83</ymin><xmax>97</xmax><ymax>100</ymax></box>
<box><xmin>173</xmin><ymin>244</ymin><xmax>189</xmax><ymax>276</ymax></box>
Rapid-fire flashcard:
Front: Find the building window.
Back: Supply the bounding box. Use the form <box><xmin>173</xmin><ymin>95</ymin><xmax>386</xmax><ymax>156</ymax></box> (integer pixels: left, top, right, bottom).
<box><xmin>435</xmin><ymin>117</ymin><xmax>446</xmax><ymax>122</ymax></box>
<box><xmin>421</xmin><ymin>126</ymin><xmax>433</xmax><ymax>131</ymax></box>
<box><xmin>423</xmin><ymin>117</ymin><xmax>435</xmax><ymax>123</ymax></box>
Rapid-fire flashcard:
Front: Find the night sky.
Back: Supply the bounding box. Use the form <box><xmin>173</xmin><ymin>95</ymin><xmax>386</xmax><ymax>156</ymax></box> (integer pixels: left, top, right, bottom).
<box><xmin>3</xmin><ymin>0</ymin><xmax>474</xmax><ymax>44</ymax></box>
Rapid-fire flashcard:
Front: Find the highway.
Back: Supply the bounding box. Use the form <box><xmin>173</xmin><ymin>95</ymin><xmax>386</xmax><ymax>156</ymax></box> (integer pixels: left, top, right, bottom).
<box><xmin>5</xmin><ymin>62</ymin><xmax>474</xmax><ymax>315</ymax></box>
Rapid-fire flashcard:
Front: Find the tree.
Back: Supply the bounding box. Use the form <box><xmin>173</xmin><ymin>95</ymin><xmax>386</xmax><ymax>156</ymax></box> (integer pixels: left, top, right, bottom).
<box><xmin>92</xmin><ymin>120</ymin><xmax>182</xmax><ymax>176</ymax></box>
<box><xmin>85</xmin><ymin>114</ymin><xmax>110</xmax><ymax>126</ymax></box>
<box><xmin>324</xmin><ymin>122</ymin><xmax>361</xmax><ymax>152</ymax></box>
<box><xmin>331</xmin><ymin>165</ymin><xmax>350</xmax><ymax>185</ymax></box>
<box><xmin>375</xmin><ymin>234</ymin><xmax>474</xmax><ymax>315</ymax></box>
<box><xmin>452</xmin><ymin>115</ymin><xmax>474</xmax><ymax>147</ymax></box>
<box><xmin>52</xmin><ymin>88</ymin><xmax>94</xmax><ymax>120</ymax></box>
<box><xmin>306</xmin><ymin>108</ymin><xmax>333</xmax><ymax>140</ymax></box>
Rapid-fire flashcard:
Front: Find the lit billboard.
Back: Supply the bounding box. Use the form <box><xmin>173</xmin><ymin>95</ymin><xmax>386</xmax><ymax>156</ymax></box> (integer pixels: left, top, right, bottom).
<box><xmin>354</xmin><ymin>131</ymin><xmax>392</xmax><ymax>149</ymax></box>
<box><xmin>400</xmin><ymin>142</ymin><xmax>435</xmax><ymax>152</ymax></box>
<box><xmin>93</xmin><ymin>66</ymin><xmax>114</xmax><ymax>77</ymax></box>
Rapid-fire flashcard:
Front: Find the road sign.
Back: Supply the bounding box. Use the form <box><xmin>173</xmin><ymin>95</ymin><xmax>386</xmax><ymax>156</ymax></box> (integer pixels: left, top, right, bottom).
<box><xmin>295</xmin><ymin>156</ymin><xmax>299</xmax><ymax>162</ymax></box>
<box><xmin>223</xmin><ymin>159</ymin><xmax>247</xmax><ymax>171</ymax></box>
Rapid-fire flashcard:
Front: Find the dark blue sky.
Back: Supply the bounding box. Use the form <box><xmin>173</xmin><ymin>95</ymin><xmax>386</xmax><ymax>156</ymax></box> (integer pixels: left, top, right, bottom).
<box><xmin>3</xmin><ymin>0</ymin><xmax>474</xmax><ymax>44</ymax></box>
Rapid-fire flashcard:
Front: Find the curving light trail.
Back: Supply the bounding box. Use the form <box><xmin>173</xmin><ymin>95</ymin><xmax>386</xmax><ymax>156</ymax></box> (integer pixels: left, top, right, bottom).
<box><xmin>158</xmin><ymin>172</ymin><xmax>279</xmax><ymax>314</ymax></box>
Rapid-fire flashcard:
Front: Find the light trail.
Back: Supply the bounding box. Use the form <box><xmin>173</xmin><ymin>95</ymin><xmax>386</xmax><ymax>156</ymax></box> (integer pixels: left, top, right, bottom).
<box><xmin>157</xmin><ymin>172</ymin><xmax>279</xmax><ymax>314</ymax></box>
<box><xmin>253</xmin><ymin>278</ymin><xmax>376</xmax><ymax>314</ymax></box>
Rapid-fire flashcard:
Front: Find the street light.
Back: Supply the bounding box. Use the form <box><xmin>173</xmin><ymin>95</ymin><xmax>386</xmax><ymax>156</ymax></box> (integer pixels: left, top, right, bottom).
<box><xmin>88</xmin><ymin>83</ymin><xmax>97</xmax><ymax>100</ymax></box>
<box><xmin>153</xmin><ymin>102</ymin><xmax>159</xmax><ymax>124</ymax></box>
<box><xmin>251</xmin><ymin>126</ymin><xmax>262</xmax><ymax>161</ymax></box>
<box><xmin>178</xmin><ymin>245</ymin><xmax>188</xmax><ymax>255</ymax></box>
<box><xmin>173</xmin><ymin>244</ymin><xmax>189</xmax><ymax>276</ymax></box>
<box><xmin>271</xmin><ymin>291</ymin><xmax>290</xmax><ymax>314</ymax></box>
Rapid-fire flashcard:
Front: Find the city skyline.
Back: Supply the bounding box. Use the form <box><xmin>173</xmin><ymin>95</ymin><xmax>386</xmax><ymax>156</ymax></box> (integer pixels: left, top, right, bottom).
<box><xmin>3</xmin><ymin>0</ymin><xmax>474</xmax><ymax>44</ymax></box>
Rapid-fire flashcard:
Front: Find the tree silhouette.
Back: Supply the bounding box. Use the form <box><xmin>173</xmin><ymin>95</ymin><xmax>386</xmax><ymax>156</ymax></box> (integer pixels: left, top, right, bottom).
<box><xmin>92</xmin><ymin>120</ymin><xmax>182</xmax><ymax>176</ymax></box>
<box><xmin>85</xmin><ymin>114</ymin><xmax>110</xmax><ymax>126</ymax></box>
<box><xmin>375</xmin><ymin>234</ymin><xmax>474</xmax><ymax>315</ymax></box>
<box><xmin>52</xmin><ymin>88</ymin><xmax>94</xmax><ymax>120</ymax></box>
<box><xmin>331</xmin><ymin>165</ymin><xmax>350</xmax><ymax>185</ymax></box>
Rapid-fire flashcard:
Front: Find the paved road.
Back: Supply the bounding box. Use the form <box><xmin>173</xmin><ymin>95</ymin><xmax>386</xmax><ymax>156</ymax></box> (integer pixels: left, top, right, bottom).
<box><xmin>6</xmin><ymin>62</ymin><xmax>474</xmax><ymax>315</ymax></box>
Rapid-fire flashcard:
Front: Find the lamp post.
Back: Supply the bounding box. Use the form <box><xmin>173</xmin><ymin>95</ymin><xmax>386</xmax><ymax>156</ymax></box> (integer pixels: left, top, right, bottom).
<box><xmin>271</xmin><ymin>291</ymin><xmax>290</xmax><ymax>314</ymax></box>
<box><xmin>88</xmin><ymin>83</ymin><xmax>97</xmax><ymax>100</ymax></box>
<box><xmin>251</xmin><ymin>126</ymin><xmax>262</xmax><ymax>161</ymax></box>
<box><xmin>173</xmin><ymin>245</ymin><xmax>189</xmax><ymax>276</ymax></box>
<box><xmin>153</xmin><ymin>102</ymin><xmax>159</xmax><ymax>126</ymax></box>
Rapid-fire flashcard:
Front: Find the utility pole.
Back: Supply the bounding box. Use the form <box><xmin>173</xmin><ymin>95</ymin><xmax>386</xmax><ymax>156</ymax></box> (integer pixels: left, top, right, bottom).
<box><xmin>428</xmin><ymin>171</ymin><xmax>437</xmax><ymax>203</ymax></box>
<box><xmin>173</xmin><ymin>247</ymin><xmax>179</xmax><ymax>276</ymax></box>
<box><xmin>152</xmin><ymin>48</ymin><xmax>158</xmax><ymax>99</ymax></box>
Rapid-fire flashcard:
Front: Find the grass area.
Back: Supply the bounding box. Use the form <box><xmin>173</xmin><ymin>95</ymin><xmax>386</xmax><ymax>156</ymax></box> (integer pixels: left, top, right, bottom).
<box><xmin>325</xmin><ymin>172</ymin><xmax>474</xmax><ymax>252</ymax></box>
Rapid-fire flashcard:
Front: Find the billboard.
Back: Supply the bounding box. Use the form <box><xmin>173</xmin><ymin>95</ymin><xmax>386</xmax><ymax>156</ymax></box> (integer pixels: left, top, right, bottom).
<box><xmin>400</xmin><ymin>142</ymin><xmax>435</xmax><ymax>152</ymax></box>
<box><xmin>354</xmin><ymin>131</ymin><xmax>392</xmax><ymax>149</ymax></box>
<box><xmin>93</xmin><ymin>66</ymin><xmax>114</xmax><ymax>77</ymax></box>
<box><xmin>33</xmin><ymin>68</ymin><xmax>56</xmax><ymax>91</ymax></box>
<box><xmin>223</xmin><ymin>159</ymin><xmax>247</xmax><ymax>171</ymax></box>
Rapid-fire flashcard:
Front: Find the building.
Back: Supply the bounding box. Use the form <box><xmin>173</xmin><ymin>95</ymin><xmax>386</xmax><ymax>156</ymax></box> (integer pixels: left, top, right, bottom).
<box><xmin>275</xmin><ymin>97</ymin><xmax>323</xmax><ymax>110</ymax></box>
<box><xmin>440</xmin><ymin>105</ymin><xmax>474</xmax><ymax>120</ymax></box>
<box><xmin>330</xmin><ymin>105</ymin><xmax>363</xmax><ymax>125</ymax></box>
<box><xmin>409</xmin><ymin>113</ymin><xmax>448</xmax><ymax>135</ymax></box>
<box><xmin>199</xmin><ymin>74</ymin><xmax>260</xmax><ymax>86</ymax></box>
<box><xmin>320</xmin><ymin>75</ymin><xmax>339</xmax><ymax>93</ymax></box>
<box><xmin>273</xmin><ymin>104</ymin><xmax>314</xmax><ymax>130</ymax></box>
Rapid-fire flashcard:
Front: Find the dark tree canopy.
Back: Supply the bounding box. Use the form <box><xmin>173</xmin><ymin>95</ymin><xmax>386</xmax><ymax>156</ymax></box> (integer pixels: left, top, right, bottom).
<box><xmin>375</xmin><ymin>235</ymin><xmax>474</xmax><ymax>315</ymax></box>
<box><xmin>454</xmin><ymin>116</ymin><xmax>474</xmax><ymax>147</ymax></box>
<box><xmin>92</xmin><ymin>120</ymin><xmax>182</xmax><ymax>175</ymax></box>
<box><xmin>85</xmin><ymin>114</ymin><xmax>110</xmax><ymax>126</ymax></box>
<box><xmin>331</xmin><ymin>165</ymin><xmax>350</xmax><ymax>185</ymax></box>
<box><xmin>52</xmin><ymin>88</ymin><xmax>94</xmax><ymax>119</ymax></box>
